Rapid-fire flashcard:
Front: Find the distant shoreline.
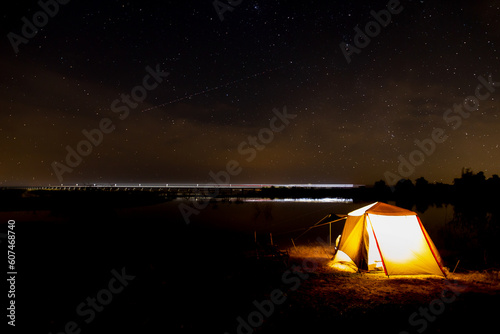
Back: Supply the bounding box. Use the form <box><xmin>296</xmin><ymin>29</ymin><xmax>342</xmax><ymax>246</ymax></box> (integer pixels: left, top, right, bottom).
<box><xmin>1</xmin><ymin>169</ymin><xmax>499</xmax><ymax>211</ymax></box>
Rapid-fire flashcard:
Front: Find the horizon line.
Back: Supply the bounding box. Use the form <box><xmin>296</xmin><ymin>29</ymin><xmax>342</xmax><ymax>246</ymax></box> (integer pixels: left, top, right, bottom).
<box><xmin>5</xmin><ymin>183</ymin><xmax>365</xmax><ymax>189</ymax></box>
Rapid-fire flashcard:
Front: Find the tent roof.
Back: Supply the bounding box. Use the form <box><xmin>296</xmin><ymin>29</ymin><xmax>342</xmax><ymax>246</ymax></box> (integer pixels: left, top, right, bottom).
<box><xmin>348</xmin><ymin>202</ymin><xmax>416</xmax><ymax>217</ymax></box>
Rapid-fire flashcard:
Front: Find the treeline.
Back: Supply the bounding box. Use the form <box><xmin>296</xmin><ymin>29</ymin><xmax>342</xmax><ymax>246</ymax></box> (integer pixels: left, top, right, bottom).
<box><xmin>253</xmin><ymin>169</ymin><xmax>499</xmax><ymax>211</ymax></box>
<box><xmin>369</xmin><ymin>168</ymin><xmax>500</xmax><ymax>211</ymax></box>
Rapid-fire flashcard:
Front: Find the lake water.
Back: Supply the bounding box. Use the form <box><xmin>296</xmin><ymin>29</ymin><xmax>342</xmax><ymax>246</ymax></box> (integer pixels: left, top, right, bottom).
<box><xmin>165</xmin><ymin>198</ymin><xmax>497</xmax><ymax>270</ymax></box>
<box><xmin>132</xmin><ymin>198</ymin><xmax>455</xmax><ymax>250</ymax></box>
<box><xmin>2</xmin><ymin>197</ymin><xmax>492</xmax><ymax>271</ymax></box>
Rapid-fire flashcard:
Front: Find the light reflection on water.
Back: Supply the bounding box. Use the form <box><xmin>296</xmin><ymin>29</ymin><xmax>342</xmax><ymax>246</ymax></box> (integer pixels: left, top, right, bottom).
<box><xmin>242</xmin><ymin>197</ymin><xmax>353</xmax><ymax>203</ymax></box>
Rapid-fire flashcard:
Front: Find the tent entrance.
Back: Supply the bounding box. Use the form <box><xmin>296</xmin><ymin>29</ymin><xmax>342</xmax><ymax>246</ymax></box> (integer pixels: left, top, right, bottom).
<box><xmin>367</xmin><ymin>219</ymin><xmax>384</xmax><ymax>271</ymax></box>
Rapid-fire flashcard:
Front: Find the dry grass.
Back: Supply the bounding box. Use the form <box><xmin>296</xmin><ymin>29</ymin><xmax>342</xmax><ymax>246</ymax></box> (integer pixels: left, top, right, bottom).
<box><xmin>276</xmin><ymin>244</ymin><xmax>499</xmax><ymax>334</ymax></box>
<box><xmin>447</xmin><ymin>270</ymin><xmax>500</xmax><ymax>291</ymax></box>
<box><xmin>288</xmin><ymin>244</ymin><xmax>336</xmax><ymax>259</ymax></box>
<box><xmin>286</xmin><ymin>245</ymin><xmax>500</xmax><ymax>291</ymax></box>
<box><xmin>252</xmin><ymin>245</ymin><xmax>500</xmax><ymax>333</ymax></box>
<box><xmin>287</xmin><ymin>244</ymin><xmax>336</xmax><ymax>271</ymax></box>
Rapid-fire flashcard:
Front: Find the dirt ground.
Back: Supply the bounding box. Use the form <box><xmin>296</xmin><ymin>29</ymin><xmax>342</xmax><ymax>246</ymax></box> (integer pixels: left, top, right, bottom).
<box><xmin>259</xmin><ymin>245</ymin><xmax>500</xmax><ymax>334</ymax></box>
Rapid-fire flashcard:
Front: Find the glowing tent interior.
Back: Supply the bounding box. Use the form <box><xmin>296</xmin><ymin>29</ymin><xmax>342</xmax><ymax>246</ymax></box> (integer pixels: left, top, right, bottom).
<box><xmin>331</xmin><ymin>202</ymin><xmax>446</xmax><ymax>277</ymax></box>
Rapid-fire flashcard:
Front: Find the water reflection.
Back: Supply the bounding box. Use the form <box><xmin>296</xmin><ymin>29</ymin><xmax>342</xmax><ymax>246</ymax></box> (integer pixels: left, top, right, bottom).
<box><xmin>178</xmin><ymin>198</ymin><xmax>498</xmax><ymax>270</ymax></box>
<box><xmin>243</xmin><ymin>197</ymin><xmax>353</xmax><ymax>203</ymax></box>
<box><xmin>440</xmin><ymin>201</ymin><xmax>500</xmax><ymax>270</ymax></box>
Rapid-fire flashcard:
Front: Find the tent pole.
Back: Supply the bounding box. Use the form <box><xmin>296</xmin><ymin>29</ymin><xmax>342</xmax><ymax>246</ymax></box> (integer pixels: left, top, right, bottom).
<box><xmin>329</xmin><ymin>222</ymin><xmax>332</xmax><ymax>248</ymax></box>
<box><xmin>274</xmin><ymin>216</ymin><xmax>346</xmax><ymax>238</ymax></box>
<box><xmin>294</xmin><ymin>214</ymin><xmax>332</xmax><ymax>240</ymax></box>
<box><xmin>306</xmin><ymin>217</ymin><xmax>347</xmax><ymax>228</ymax></box>
<box><xmin>254</xmin><ymin>230</ymin><xmax>259</xmax><ymax>260</ymax></box>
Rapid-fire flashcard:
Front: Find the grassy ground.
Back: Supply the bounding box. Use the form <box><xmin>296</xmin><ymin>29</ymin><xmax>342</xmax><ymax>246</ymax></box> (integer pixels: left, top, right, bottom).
<box><xmin>258</xmin><ymin>245</ymin><xmax>500</xmax><ymax>334</ymax></box>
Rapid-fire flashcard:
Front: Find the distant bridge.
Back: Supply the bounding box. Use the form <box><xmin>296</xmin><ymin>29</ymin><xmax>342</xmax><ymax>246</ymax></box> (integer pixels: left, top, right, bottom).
<box><xmin>11</xmin><ymin>183</ymin><xmax>363</xmax><ymax>191</ymax></box>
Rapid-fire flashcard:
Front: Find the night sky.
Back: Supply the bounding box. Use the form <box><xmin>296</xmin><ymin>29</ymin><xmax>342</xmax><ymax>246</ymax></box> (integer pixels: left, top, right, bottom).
<box><xmin>1</xmin><ymin>0</ymin><xmax>499</xmax><ymax>186</ymax></box>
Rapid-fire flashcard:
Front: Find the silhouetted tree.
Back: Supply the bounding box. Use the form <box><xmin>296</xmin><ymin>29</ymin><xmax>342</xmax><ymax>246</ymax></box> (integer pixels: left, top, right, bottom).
<box><xmin>395</xmin><ymin>179</ymin><xmax>414</xmax><ymax>195</ymax></box>
<box><xmin>415</xmin><ymin>176</ymin><xmax>429</xmax><ymax>189</ymax></box>
<box><xmin>394</xmin><ymin>179</ymin><xmax>415</xmax><ymax>209</ymax></box>
<box><xmin>485</xmin><ymin>174</ymin><xmax>500</xmax><ymax>198</ymax></box>
<box><xmin>373</xmin><ymin>179</ymin><xmax>390</xmax><ymax>200</ymax></box>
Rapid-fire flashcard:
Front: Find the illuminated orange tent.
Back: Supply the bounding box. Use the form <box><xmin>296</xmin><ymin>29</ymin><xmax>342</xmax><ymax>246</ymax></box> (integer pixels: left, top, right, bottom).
<box><xmin>332</xmin><ymin>202</ymin><xmax>446</xmax><ymax>276</ymax></box>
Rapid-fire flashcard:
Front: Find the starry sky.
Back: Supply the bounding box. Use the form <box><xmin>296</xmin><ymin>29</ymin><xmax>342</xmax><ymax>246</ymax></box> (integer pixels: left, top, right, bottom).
<box><xmin>1</xmin><ymin>0</ymin><xmax>499</xmax><ymax>186</ymax></box>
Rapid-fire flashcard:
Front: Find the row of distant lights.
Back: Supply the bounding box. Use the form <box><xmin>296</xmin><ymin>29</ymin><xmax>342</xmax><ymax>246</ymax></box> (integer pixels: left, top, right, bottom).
<box><xmin>242</xmin><ymin>198</ymin><xmax>353</xmax><ymax>203</ymax></box>
<box><xmin>56</xmin><ymin>184</ymin><xmax>357</xmax><ymax>188</ymax></box>
<box><xmin>48</xmin><ymin>185</ymin><xmax>353</xmax><ymax>203</ymax></box>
